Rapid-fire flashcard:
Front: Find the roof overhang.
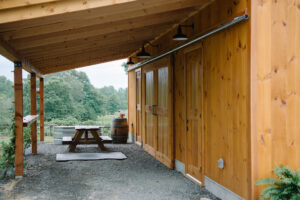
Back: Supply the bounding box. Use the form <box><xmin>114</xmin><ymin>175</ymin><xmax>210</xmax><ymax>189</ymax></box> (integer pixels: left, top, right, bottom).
<box><xmin>0</xmin><ymin>0</ymin><xmax>213</xmax><ymax>75</ymax></box>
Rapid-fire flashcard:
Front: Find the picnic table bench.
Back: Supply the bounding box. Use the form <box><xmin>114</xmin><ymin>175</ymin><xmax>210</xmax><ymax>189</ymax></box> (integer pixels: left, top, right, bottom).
<box><xmin>62</xmin><ymin>126</ymin><xmax>112</xmax><ymax>152</ymax></box>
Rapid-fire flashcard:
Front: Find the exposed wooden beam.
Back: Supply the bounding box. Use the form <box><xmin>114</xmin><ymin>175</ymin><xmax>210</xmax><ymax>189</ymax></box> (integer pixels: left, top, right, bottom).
<box><xmin>30</xmin><ymin>73</ymin><xmax>37</xmax><ymax>154</ymax></box>
<box><xmin>14</xmin><ymin>62</ymin><xmax>23</xmax><ymax>178</ymax></box>
<box><xmin>7</xmin><ymin>9</ymin><xmax>191</xmax><ymax>49</ymax></box>
<box><xmin>0</xmin><ymin>38</ymin><xmax>44</xmax><ymax>77</ymax></box>
<box><xmin>0</xmin><ymin>0</ymin><xmax>137</xmax><ymax>24</ymax></box>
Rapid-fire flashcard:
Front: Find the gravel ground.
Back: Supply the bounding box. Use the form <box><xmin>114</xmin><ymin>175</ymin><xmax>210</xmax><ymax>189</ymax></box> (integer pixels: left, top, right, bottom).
<box><xmin>0</xmin><ymin>143</ymin><xmax>219</xmax><ymax>200</ymax></box>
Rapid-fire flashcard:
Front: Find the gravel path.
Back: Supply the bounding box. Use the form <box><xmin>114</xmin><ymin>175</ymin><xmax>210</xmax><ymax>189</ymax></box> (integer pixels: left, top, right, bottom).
<box><xmin>0</xmin><ymin>143</ymin><xmax>219</xmax><ymax>200</ymax></box>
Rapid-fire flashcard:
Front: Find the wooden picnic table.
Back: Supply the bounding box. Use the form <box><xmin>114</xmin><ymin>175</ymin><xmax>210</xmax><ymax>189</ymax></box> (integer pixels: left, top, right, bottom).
<box><xmin>62</xmin><ymin>126</ymin><xmax>112</xmax><ymax>152</ymax></box>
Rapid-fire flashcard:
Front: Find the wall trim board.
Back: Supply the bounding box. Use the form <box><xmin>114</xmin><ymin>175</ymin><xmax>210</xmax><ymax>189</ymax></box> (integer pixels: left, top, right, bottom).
<box><xmin>204</xmin><ymin>176</ymin><xmax>244</xmax><ymax>200</ymax></box>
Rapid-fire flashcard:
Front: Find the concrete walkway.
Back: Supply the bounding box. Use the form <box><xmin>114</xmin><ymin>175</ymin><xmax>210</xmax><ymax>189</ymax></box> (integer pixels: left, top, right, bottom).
<box><xmin>0</xmin><ymin>143</ymin><xmax>219</xmax><ymax>200</ymax></box>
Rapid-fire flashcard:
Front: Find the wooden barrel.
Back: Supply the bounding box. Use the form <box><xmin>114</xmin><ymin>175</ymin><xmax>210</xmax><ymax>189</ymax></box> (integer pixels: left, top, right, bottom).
<box><xmin>111</xmin><ymin>118</ymin><xmax>128</xmax><ymax>144</ymax></box>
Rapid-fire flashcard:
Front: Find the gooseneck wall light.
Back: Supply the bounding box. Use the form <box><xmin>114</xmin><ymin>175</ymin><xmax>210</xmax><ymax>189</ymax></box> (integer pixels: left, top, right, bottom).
<box><xmin>173</xmin><ymin>24</ymin><xmax>194</xmax><ymax>41</ymax></box>
<box><xmin>126</xmin><ymin>57</ymin><xmax>135</xmax><ymax>65</ymax></box>
<box><xmin>136</xmin><ymin>42</ymin><xmax>158</xmax><ymax>59</ymax></box>
<box><xmin>136</xmin><ymin>45</ymin><xmax>151</xmax><ymax>59</ymax></box>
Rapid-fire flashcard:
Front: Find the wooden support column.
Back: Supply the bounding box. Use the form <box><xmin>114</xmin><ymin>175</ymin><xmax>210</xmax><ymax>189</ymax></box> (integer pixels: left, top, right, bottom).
<box><xmin>14</xmin><ymin>61</ymin><xmax>23</xmax><ymax>177</ymax></box>
<box><xmin>30</xmin><ymin>73</ymin><xmax>37</xmax><ymax>154</ymax></box>
<box><xmin>39</xmin><ymin>78</ymin><xmax>44</xmax><ymax>141</ymax></box>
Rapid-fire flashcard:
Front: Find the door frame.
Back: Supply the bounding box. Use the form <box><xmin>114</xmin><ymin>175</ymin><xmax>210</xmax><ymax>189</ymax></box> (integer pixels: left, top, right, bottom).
<box><xmin>183</xmin><ymin>42</ymin><xmax>205</xmax><ymax>186</ymax></box>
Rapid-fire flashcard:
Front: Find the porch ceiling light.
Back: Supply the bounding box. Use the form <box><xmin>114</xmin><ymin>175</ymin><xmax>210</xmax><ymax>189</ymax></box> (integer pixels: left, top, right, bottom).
<box><xmin>173</xmin><ymin>24</ymin><xmax>194</xmax><ymax>41</ymax></box>
<box><xmin>136</xmin><ymin>45</ymin><xmax>151</xmax><ymax>59</ymax></box>
<box><xmin>126</xmin><ymin>57</ymin><xmax>134</xmax><ymax>65</ymax></box>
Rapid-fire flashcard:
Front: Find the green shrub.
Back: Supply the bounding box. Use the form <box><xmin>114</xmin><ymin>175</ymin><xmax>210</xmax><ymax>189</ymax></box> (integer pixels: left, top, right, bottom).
<box><xmin>23</xmin><ymin>127</ymin><xmax>31</xmax><ymax>149</ymax></box>
<box><xmin>0</xmin><ymin>124</ymin><xmax>16</xmax><ymax>178</ymax></box>
<box><xmin>255</xmin><ymin>164</ymin><xmax>300</xmax><ymax>200</ymax></box>
<box><xmin>0</xmin><ymin>124</ymin><xmax>32</xmax><ymax>179</ymax></box>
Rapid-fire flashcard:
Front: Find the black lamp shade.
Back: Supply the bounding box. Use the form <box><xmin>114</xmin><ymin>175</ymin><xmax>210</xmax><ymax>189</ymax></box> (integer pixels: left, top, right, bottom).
<box><xmin>127</xmin><ymin>57</ymin><xmax>134</xmax><ymax>65</ymax></box>
<box><xmin>173</xmin><ymin>26</ymin><xmax>188</xmax><ymax>41</ymax></box>
<box><xmin>136</xmin><ymin>46</ymin><xmax>151</xmax><ymax>59</ymax></box>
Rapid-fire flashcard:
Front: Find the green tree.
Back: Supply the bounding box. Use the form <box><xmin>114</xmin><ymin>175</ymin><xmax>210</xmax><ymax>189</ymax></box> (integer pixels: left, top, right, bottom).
<box><xmin>44</xmin><ymin>79</ymin><xmax>74</xmax><ymax>120</ymax></box>
<box><xmin>106</xmin><ymin>94</ymin><xmax>120</xmax><ymax>114</ymax></box>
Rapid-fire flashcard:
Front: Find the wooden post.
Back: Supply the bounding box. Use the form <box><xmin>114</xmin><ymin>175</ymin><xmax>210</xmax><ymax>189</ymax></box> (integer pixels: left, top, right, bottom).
<box><xmin>30</xmin><ymin>73</ymin><xmax>37</xmax><ymax>154</ymax></box>
<box><xmin>14</xmin><ymin>61</ymin><xmax>23</xmax><ymax>177</ymax></box>
<box><xmin>39</xmin><ymin>78</ymin><xmax>44</xmax><ymax>141</ymax></box>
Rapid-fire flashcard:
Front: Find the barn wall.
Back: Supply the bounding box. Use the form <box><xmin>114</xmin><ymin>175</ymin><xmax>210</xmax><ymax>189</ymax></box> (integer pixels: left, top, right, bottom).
<box><xmin>202</xmin><ymin>22</ymin><xmax>250</xmax><ymax>198</ymax></box>
<box><xmin>128</xmin><ymin>0</ymin><xmax>251</xmax><ymax>198</ymax></box>
<box><xmin>128</xmin><ymin>70</ymin><xmax>136</xmax><ymax>137</ymax></box>
<box><xmin>251</xmin><ymin>0</ymin><xmax>300</xmax><ymax>198</ymax></box>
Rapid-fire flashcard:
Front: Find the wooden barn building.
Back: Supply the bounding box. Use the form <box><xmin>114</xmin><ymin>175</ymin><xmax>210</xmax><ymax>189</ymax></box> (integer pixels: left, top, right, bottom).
<box><xmin>0</xmin><ymin>0</ymin><xmax>299</xmax><ymax>199</ymax></box>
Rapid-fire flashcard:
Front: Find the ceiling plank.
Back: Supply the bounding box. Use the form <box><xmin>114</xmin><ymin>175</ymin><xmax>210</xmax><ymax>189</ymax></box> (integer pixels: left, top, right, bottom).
<box><xmin>23</xmin><ymin>32</ymin><xmax>156</xmax><ymax>60</ymax></box>
<box><xmin>0</xmin><ymin>0</ymin><xmax>137</xmax><ymax>24</ymax></box>
<box><xmin>37</xmin><ymin>48</ymin><xmax>137</xmax><ymax>74</ymax></box>
<box><xmin>8</xmin><ymin>10</ymin><xmax>189</xmax><ymax>49</ymax></box>
<box><xmin>43</xmin><ymin>53</ymin><xmax>126</xmax><ymax>74</ymax></box>
<box><xmin>29</xmin><ymin>40</ymin><xmax>143</xmax><ymax>62</ymax></box>
<box><xmin>0</xmin><ymin>0</ymin><xmax>60</xmax><ymax>10</ymax></box>
<box><xmin>17</xmin><ymin>22</ymin><xmax>169</xmax><ymax>53</ymax></box>
<box><xmin>0</xmin><ymin>0</ymin><xmax>207</xmax><ymax>32</ymax></box>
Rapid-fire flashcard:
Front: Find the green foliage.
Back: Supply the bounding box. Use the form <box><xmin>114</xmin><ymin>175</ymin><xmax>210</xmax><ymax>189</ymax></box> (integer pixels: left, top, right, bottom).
<box><xmin>0</xmin><ymin>123</ymin><xmax>15</xmax><ymax>178</ymax></box>
<box><xmin>121</xmin><ymin>62</ymin><xmax>128</xmax><ymax>74</ymax></box>
<box><xmin>255</xmin><ymin>164</ymin><xmax>300</xmax><ymax>200</ymax></box>
<box><xmin>106</xmin><ymin>94</ymin><xmax>120</xmax><ymax>114</ymax></box>
<box><xmin>23</xmin><ymin>127</ymin><xmax>32</xmax><ymax>150</ymax></box>
<box><xmin>19</xmin><ymin>70</ymin><xmax>127</xmax><ymax>122</ymax></box>
<box><xmin>0</xmin><ymin>76</ymin><xmax>13</xmax><ymax>129</ymax></box>
<box><xmin>47</xmin><ymin>116</ymin><xmax>79</xmax><ymax>126</ymax></box>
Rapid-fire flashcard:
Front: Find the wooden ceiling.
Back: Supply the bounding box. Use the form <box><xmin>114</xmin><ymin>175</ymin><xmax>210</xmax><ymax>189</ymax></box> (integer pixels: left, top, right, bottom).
<box><xmin>0</xmin><ymin>0</ymin><xmax>212</xmax><ymax>75</ymax></box>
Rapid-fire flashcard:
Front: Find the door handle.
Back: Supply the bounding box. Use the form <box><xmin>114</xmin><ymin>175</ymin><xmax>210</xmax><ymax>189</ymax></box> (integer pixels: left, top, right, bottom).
<box><xmin>152</xmin><ymin>105</ymin><xmax>157</xmax><ymax>116</ymax></box>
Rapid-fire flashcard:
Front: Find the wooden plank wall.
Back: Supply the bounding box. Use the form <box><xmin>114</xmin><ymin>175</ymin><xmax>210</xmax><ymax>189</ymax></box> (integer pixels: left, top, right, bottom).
<box><xmin>203</xmin><ymin>23</ymin><xmax>250</xmax><ymax>198</ymax></box>
<box><xmin>128</xmin><ymin>0</ymin><xmax>251</xmax><ymax>198</ymax></box>
<box><xmin>251</xmin><ymin>0</ymin><xmax>300</xmax><ymax>198</ymax></box>
<box><xmin>128</xmin><ymin>70</ymin><xmax>136</xmax><ymax>136</ymax></box>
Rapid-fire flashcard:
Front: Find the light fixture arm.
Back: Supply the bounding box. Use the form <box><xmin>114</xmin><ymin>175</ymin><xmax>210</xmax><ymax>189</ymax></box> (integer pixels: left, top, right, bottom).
<box><xmin>179</xmin><ymin>24</ymin><xmax>194</xmax><ymax>30</ymax></box>
<box><xmin>145</xmin><ymin>41</ymin><xmax>159</xmax><ymax>48</ymax></box>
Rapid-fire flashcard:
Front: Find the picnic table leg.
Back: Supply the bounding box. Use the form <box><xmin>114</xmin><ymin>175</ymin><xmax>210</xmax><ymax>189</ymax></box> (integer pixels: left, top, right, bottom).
<box><xmin>69</xmin><ymin>130</ymin><xmax>83</xmax><ymax>152</ymax></box>
<box><xmin>90</xmin><ymin>130</ymin><xmax>105</xmax><ymax>150</ymax></box>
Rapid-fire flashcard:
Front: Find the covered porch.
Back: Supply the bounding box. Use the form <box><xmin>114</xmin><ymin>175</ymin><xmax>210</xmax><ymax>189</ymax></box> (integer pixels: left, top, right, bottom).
<box><xmin>0</xmin><ymin>0</ymin><xmax>299</xmax><ymax>200</ymax></box>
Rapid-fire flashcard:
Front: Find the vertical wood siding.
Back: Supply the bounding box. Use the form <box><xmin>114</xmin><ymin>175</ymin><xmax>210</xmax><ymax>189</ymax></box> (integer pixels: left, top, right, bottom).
<box><xmin>251</xmin><ymin>0</ymin><xmax>300</xmax><ymax>198</ymax></box>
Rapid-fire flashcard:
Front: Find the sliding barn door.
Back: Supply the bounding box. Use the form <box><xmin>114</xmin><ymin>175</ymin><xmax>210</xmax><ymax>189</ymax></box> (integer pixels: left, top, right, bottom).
<box><xmin>185</xmin><ymin>45</ymin><xmax>203</xmax><ymax>183</ymax></box>
<box><xmin>144</xmin><ymin>69</ymin><xmax>156</xmax><ymax>155</ymax></box>
<box><xmin>135</xmin><ymin>69</ymin><xmax>142</xmax><ymax>144</ymax></box>
<box><xmin>143</xmin><ymin>56</ymin><xmax>174</xmax><ymax>169</ymax></box>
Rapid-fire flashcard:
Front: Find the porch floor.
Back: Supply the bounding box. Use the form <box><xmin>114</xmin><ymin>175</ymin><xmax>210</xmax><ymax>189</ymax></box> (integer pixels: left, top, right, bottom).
<box><xmin>1</xmin><ymin>143</ymin><xmax>219</xmax><ymax>200</ymax></box>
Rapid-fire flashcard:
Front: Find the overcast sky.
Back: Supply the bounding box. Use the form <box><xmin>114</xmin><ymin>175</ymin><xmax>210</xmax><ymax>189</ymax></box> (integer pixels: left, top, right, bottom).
<box><xmin>0</xmin><ymin>55</ymin><xmax>128</xmax><ymax>89</ymax></box>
